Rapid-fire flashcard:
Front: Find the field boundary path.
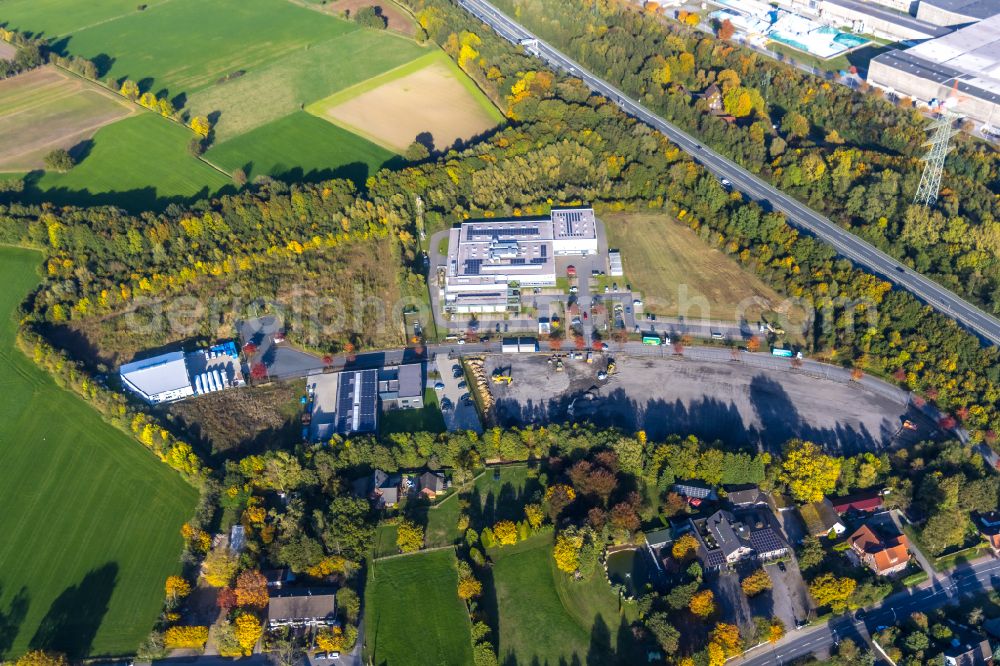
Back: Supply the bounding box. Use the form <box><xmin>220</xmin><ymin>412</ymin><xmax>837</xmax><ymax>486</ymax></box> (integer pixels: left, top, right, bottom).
<box><xmin>455</xmin><ymin>0</ymin><xmax>1000</xmax><ymax>347</ymax></box>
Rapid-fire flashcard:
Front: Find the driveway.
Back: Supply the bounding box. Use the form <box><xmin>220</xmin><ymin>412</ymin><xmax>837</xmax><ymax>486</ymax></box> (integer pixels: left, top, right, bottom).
<box><xmin>756</xmin><ymin>559</ymin><xmax>813</xmax><ymax>630</ymax></box>
<box><xmin>434</xmin><ymin>354</ymin><xmax>483</xmax><ymax>432</ymax></box>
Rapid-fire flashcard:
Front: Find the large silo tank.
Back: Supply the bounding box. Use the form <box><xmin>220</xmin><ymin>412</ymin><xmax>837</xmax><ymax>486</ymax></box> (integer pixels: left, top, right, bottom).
<box><xmin>194</xmin><ymin>374</ymin><xmax>204</xmax><ymax>395</ymax></box>
<box><xmin>206</xmin><ymin>372</ymin><xmax>217</xmax><ymax>392</ymax></box>
<box><xmin>215</xmin><ymin>369</ymin><xmax>225</xmax><ymax>390</ymax></box>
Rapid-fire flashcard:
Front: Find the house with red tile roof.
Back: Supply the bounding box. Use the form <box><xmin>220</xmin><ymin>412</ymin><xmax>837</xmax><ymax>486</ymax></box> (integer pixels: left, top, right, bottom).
<box><xmin>848</xmin><ymin>523</ymin><xmax>910</xmax><ymax>576</ymax></box>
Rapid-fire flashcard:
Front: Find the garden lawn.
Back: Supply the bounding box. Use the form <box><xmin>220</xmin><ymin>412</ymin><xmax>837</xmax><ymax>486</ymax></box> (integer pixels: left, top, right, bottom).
<box><xmin>366</xmin><ymin>549</ymin><xmax>473</xmax><ymax>666</ymax></box>
<box><xmin>379</xmin><ymin>389</ymin><xmax>446</xmax><ymax>436</ymax></box>
<box><xmin>0</xmin><ymin>247</ymin><xmax>198</xmax><ymax>659</ymax></box>
<box><xmin>53</xmin><ymin>0</ymin><xmax>356</xmax><ymax>97</ymax></box>
<box><xmin>205</xmin><ymin>111</ymin><xmax>397</xmax><ymax>189</ymax></box>
<box><xmin>471</xmin><ymin>464</ymin><xmax>540</xmax><ymax>527</ymax></box>
<box><xmin>23</xmin><ymin>113</ymin><xmax>232</xmax><ymax>212</ymax></box>
<box><xmin>488</xmin><ymin>534</ymin><xmax>639</xmax><ymax>665</ymax></box>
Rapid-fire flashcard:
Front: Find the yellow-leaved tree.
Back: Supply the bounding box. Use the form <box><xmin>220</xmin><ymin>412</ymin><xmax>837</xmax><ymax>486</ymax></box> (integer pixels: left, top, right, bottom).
<box><xmin>233</xmin><ymin>613</ymin><xmax>263</xmax><ymax>655</ymax></box>
<box><xmin>671</xmin><ymin>534</ymin><xmax>699</xmax><ymax>562</ymax></box>
<box><xmin>396</xmin><ymin>519</ymin><xmax>424</xmax><ymax>553</ymax></box>
<box><xmin>492</xmin><ymin>520</ymin><xmax>518</xmax><ymax>546</ymax></box>
<box><xmin>689</xmin><ymin>589</ymin><xmax>715</xmax><ymax>618</ymax></box>
<box><xmin>189</xmin><ymin>116</ymin><xmax>211</xmax><ymax>138</ymax></box>
<box><xmin>524</xmin><ymin>503</ymin><xmax>544</xmax><ymax>529</ymax></box>
<box><xmin>163</xmin><ymin>626</ymin><xmax>209</xmax><ymax>649</ymax></box>
<box><xmin>458</xmin><ymin>575</ymin><xmax>483</xmax><ymax>601</ymax></box>
<box><xmin>14</xmin><ymin>651</ymin><xmax>68</xmax><ymax>666</ymax></box>
<box><xmin>202</xmin><ymin>546</ymin><xmax>239</xmax><ymax>587</ymax></box>
<box><xmin>553</xmin><ymin>530</ymin><xmax>584</xmax><ymax>573</ymax></box>
<box><xmin>165</xmin><ymin>575</ymin><xmax>192</xmax><ymax>602</ymax></box>
<box><xmin>780</xmin><ymin>440</ymin><xmax>842</xmax><ymax>502</ymax></box>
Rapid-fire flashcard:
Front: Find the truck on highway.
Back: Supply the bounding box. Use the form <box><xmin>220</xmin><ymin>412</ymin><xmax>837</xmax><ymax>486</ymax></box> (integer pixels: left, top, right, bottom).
<box><xmin>642</xmin><ymin>335</ymin><xmax>661</xmax><ymax>345</ymax></box>
<box><xmin>771</xmin><ymin>347</ymin><xmax>794</xmax><ymax>358</ymax></box>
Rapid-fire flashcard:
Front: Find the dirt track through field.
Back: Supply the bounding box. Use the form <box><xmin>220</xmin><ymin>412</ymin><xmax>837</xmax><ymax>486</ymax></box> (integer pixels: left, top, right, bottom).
<box><xmin>324</xmin><ymin>61</ymin><xmax>498</xmax><ymax>152</ymax></box>
<box><xmin>0</xmin><ymin>42</ymin><xmax>17</xmax><ymax>60</ymax></box>
<box><xmin>0</xmin><ymin>67</ymin><xmax>134</xmax><ymax>170</ymax></box>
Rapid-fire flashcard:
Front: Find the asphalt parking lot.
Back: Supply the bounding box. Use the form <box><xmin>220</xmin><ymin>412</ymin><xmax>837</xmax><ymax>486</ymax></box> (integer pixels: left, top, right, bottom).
<box><xmin>434</xmin><ymin>354</ymin><xmax>482</xmax><ymax>432</ymax></box>
<box><xmin>485</xmin><ymin>353</ymin><xmax>927</xmax><ymax>453</ymax></box>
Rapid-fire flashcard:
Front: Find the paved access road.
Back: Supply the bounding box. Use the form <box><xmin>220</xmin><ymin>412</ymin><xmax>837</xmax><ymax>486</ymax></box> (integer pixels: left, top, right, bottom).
<box><xmin>737</xmin><ymin>555</ymin><xmax>1000</xmax><ymax>665</ymax></box>
<box><xmin>457</xmin><ymin>0</ymin><xmax>1000</xmax><ymax>347</ymax></box>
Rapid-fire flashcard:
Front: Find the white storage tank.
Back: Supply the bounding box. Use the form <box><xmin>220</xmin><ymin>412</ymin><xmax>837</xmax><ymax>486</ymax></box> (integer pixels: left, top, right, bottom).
<box><xmin>194</xmin><ymin>374</ymin><xmax>204</xmax><ymax>395</ymax></box>
<box><xmin>206</xmin><ymin>372</ymin><xmax>217</xmax><ymax>392</ymax></box>
<box><xmin>214</xmin><ymin>369</ymin><xmax>225</xmax><ymax>390</ymax></box>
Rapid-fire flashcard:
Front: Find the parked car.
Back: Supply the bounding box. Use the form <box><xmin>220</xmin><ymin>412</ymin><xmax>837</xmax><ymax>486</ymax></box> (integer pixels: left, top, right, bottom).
<box><xmin>457</xmin><ymin>380</ymin><xmax>467</xmax><ymax>389</ymax></box>
<box><xmin>329</xmin><ymin>654</ymin><xmax>340</xmax><ymax>662</ymax></box>
<box><xmin>777</xmin><ymin>561</ymin><xmax>786</xmax><ymax>572</ymax></box>
<box><xmin>441</xmin><ymin>398</ymin><xmax>453</xmax><ymax>410</ymax></box>
<box><xmin>434</xmin><ymin>382</ymin><xmax>445</xmax><ymax>391</ymax></box>
<box><xmin>456</xmin><ymin>339</ymin><xmax>466</xmax><ymax>345</ymax></box>
<box><xmin>315</xmin><ymin>654</ymin><xmax>327</xmax><ymax>661</ymax></box>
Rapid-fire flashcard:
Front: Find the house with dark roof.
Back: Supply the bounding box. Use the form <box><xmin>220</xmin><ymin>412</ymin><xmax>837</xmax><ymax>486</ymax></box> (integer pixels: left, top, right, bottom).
<box><xmin>267</xmin><ymin>588</ymin><xmax>337</xmax><ymax>628</ymax></box>
<box><xmin>418</xmin><ymin>471</ymin><xmax>448</xmax><ymax>499</ymax></box>
<box><xmin>355</xmin><ymin>469</ymin><xmax>401</xmax><ymax>508</ymax></box>
<box><xmin>943</xmin><ymin>636</ymin><xmax>992</xmax><ymax>666</ymax></box>
<box><xmin>673</xmin><ymin>482</ymin><xmax>717</xmax><ymax>508</ymax></box>
<box><xmin>699</xmin><ymin>83</ymin><xmax>723</xmax><ymax>112</ymax></box>
<box><xmin>799</xmin><ymin>499</ymin><xmax>846</xmax><ymax>538</ymax></box>
<box><xmin>690</xmin><ymin>509</ymin><xmax>788</xmax><ymax>569</ymax></box>
<box><xmin>830</xmin><ymin>490</ymin><xmax>884</xmax><ymax>514</ymax></box>
<box><xmin>975</xmin><ymin>511</ymin><xmax>1000</xmax><ymax>552</ymax></box>
<box><xmin>848</xmin><ymin>523</ymin><xmax>910</xmax><ymax>576</ymax></box>
<box><xmin>644</xmin><ymin>527</ymin><xmax>673</xmax><ymax>550</ymax></box>
<box><xmin>725</xmin><ymin>484</ymin><xmax>768</xmax><ymax>508</ymax></box>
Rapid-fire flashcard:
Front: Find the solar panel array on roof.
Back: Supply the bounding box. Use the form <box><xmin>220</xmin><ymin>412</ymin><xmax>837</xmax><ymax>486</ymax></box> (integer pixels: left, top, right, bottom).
<box><xmin>358</xmin><ymin>370</ymin><xmax>378</xmax><ymax>432</ymax></box>
<box><xmin>749</xmin><ymin>529</ymin><xmax>786</xmax><ymax>555</ymax></box>
<box><xmin>336</xmin><ymin>373</ymin><xmax>355</xmax><ymax>434</ymax></box>
<box><xmin>464</xmin><ymin>259</ymin><xmax>482</xmax><ymax>275</ymax></box>
<box><xmin>468</xmin><ymin>226</ymin><xmax>540</xmax><ymax>238</ymax></box>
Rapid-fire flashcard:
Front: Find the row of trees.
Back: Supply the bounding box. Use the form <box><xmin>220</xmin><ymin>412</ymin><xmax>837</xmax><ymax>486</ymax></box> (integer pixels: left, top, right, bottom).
<box><xmin>486</xmin><ymin>0</ymin><xmax>1000</xmax><ymax>313</ymax></box>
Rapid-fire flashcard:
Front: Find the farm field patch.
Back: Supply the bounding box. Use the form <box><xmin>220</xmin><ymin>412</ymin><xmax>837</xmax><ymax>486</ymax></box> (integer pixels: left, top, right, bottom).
<box><xmin>53</xmin><ymin>0</ymin><xmax>356</xmax><ymax>97</ymax></box>
<box><xmin>0</xmin><ymin>42</ymin><xmax>16</xmax><ymax>60</ymax></box>
<box><xmin>309</xmin><ymin>51</ymin><xmax>503</xmax><ymax>152</ymax></box>
<box><xmin>185</xmin><ymin>29</ymin><xmax>426</xmax><ymax>141</ymax></box>
<box><xmin>365</xmin><ymin>549</ymin><xmax>474</xmax><ymax>666</ymax></box>
<box><xmin>0</xmin><ymin>66</ymin><xmax>133</xmax><ymax>171</ymax></box>
<box><xmin>21</xmin><ymin>113</ymin><xmax>232</xmax><ymax>212</ymax></box>
<box><xmin>204</xmin><ymin>110</ymin><xmax>397</xmax><ymax>187</ymax></box>
<box><xmin>320</xmin><ymin>0</ymin><xmax>418</xmax><ymax>36</ymax></box>
<box><xmin>0</xmin><ymin>247</ymin><xmax>198</xmax><ymax>659</ymax></box>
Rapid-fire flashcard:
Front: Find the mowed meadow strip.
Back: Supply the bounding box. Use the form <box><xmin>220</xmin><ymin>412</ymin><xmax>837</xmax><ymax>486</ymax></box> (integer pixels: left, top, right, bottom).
<box><xmin>0</xmin><ymin>247</ymin><xmax>198</xmax><ymax>659</ymax></box>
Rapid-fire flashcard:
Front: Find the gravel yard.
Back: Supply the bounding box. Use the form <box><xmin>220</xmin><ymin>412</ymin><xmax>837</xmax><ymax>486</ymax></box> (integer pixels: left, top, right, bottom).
<box><xmin>485</xmin><ymin>353</ymin><xmax>929</xmax><ymax>453</ymax></box>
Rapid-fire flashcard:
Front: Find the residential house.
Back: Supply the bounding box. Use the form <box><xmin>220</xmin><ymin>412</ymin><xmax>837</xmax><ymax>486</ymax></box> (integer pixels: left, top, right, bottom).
<box><xmin>699</xmin><ymin>83</ymin><xmax>723</xmax><ymax>112</ymax></box>
<box><xmin>267</xmin><ymin>588</ymin><xmax>337</xmax><ymax>628</ymax></box>
<box><xmin>419</xmin><ymin>471</ymin><xmax>448</xmax><ymax>499</ymax></box>
<box><xmin>830</xmin><ymin>490</ymin><xmax>884</xmax><ymax>514</ymax></box>
<box><xmin>725</xmin><ymin>484</ymin><xmax>768</xmax><ymax>508</ymax></box>
<box><xmin>799</xmin><ymin>499</ymin><xmax>846</xmax><ymax>538</ymax></box>
<box><xmin>673</xmin><ymin>481</ymin><xmax>717</xmax><ymax>508</ymax></box>
<box><xmin>975</xmin><ymin>511</ymin><xmax>1000</xmax><ymax>552</ymax></box>
<box><xmin>848</xmin><ymin>523</ymin><xmax>910</xmax><ymax>576</ymax></box>
<box><xmin>644</xmin><ymin>527</ymin><xmax>673</xmax><ymax>551</ymax></box>
<box><xmin>943</xmin><ymin>637</ymin><xmax>992</xmax><ymax>666</ymax></box>
<box><xmin>369</xmin><ymin>469</ymin><xmax>401</xmax><ymax>509</ymax></box>
<box><xmin>229</xmin><ymin>525</ymin><xmax>246</xmax><ymax>554</ymax></box>
<box><xmin>263</xmin><ymin>569</ymin><xmax>289</xmax><ymax>589</ymax></box>
<box><xmin>691</xmin><ymin>509</ymin><xmax>787</xmax><ymax>569</ymax></box>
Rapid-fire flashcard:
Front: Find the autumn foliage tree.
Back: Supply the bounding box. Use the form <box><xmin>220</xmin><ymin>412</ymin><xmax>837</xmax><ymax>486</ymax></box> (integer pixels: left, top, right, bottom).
<box><xmin>808</xmin><ymin>573</ymin><xmax>857</xmax><ymax>613</ymax></box>
<box><xmin>689</xmin><ymin>589</ymin><xmax>716</xmax><ymax>618</ymax></box>
<box><xmin>544</xmin><ymin>483</ymin><xmax>576</xmax><ymax>520</ymax></box>
<box><xmin>164</xmin><ymin>625</ymin><xmax>209</xmax><ymax>649</ymax></box>
<box><xmin>524</xmin><ymin>503</ymin><xmax>544</xmax><ymax>529</ymax></box>
<box><xmin>165</xmin><ymin>575</ymin><xmax>192</xmax><ymax>603</ymax></box>
<box><xmin>396</xmin><ymin>519</ymin><xmax>424</xmax><ymax>553</ymax></box>
<box><xmin>780</xmin><ymin>440</ymin><xmax>842</xmax><ymax>502</ymax></box>
<box><xmin>233</xmin><ymin>612</ymin><xmax>263</xmax><ymax>655</ymax></box>
<box><xmin>14</xmin><ymin>651</ymin><xmax>68</xmax><ymax>666</ymax></box>
<box><xmin>202</xmin><ymin>546</ymin><xmax>239</xmax><ymax>587</ymax></box>
<box><xmin>717</xmin><ymin>18</ymin><xmax>735</xmax><ymax>39</ymax></box>
<box><xmin>740</xmin><ymin>568</ymin><xmax>772</xmax><ymax>597</ymax></box>
<box><xmin>672</xmin><ymin>534</ymin><xmax>699</xmax><ymax>562</ymax></box>
<box><xmin>493</xmin><ymin>520</ymin><xmax>518</xmax><ymax>546</ymax></box>
<box><xmin>234</xmin><ymin>569</ymin><xmax>269</xmax><ymax>608</ymax></box>
<box><xmin>458</xmin><ymin>575</ymin><xmax>483</xmax><ymax>600</ymax></box>
<box><xmin>553</xmin><ymin>529</ymin><xmax>584</xmax><ymax>573</ymax></box>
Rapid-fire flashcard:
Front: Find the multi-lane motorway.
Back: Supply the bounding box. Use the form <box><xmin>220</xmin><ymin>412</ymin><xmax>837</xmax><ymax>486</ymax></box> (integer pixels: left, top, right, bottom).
<box><xmin>457</xmin><ymin>0</ymin><xmax>1000</xmax><ymax>347</ymax></box>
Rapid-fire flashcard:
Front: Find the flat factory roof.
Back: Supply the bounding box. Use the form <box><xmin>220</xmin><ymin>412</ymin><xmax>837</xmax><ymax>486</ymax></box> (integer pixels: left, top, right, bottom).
<box><xmin>823</xmin><ymin>0</ymin><xmax>953</xmax><ymax>38</ymax></box>
<box><xmin>119</xmin><ymin>351</ymin><xmax>191</xmax><ymax>397</ymax></box>
<box><xmin>919</xmin><ymin>0</ymin><xmax>1000</xmax><ymax>19</ymax></box>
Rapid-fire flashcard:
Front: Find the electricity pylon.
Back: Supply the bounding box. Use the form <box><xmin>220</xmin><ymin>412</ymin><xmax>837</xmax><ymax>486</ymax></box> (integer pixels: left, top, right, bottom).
<box><xmin>913</xmin><ymin>80</ymin><xmax>963</xmax><ymax>207</ymax></box>
<box><xmin>913</xmin><ymin>111</ymin><xmax>959</xmax><ymax>207</ymax></box>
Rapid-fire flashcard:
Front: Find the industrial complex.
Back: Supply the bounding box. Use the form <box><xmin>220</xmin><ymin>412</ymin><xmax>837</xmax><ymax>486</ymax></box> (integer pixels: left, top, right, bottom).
<box><xmin>442</xmin><ymin>208</ymin><xmax>599</xmax><ymax>314</ymax></box>
<box><xmin>868</xmin><ymin>14</ymin><xmax>1000</xmax><ymax>126</ymax></box>
<box><xmin>119</xmin><ymin>342</ymin><xmax>245</xmax><ymax>404</ymax></box>
<box><xmin>308</xmin><ymin>362</ymin><xmax>425</xmax><ymax>440</ymax></box>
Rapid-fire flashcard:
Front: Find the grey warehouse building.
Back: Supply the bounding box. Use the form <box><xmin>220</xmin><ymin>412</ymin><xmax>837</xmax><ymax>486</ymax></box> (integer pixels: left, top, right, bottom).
<box><xmin>868</xmin><ymin>14</ymin><xmax>1000</xmax><ymax>126</ymax></box>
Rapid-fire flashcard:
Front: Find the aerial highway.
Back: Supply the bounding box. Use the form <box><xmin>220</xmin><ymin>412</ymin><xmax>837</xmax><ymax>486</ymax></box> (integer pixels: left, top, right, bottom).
<box><xmin>738</xmin><ymin>555</ymin><xmax>1000</xmax><ymax>665</ymax></box>
<box><xmin>457</xmin><ymin>0</ymin><xmax>1000</xmax><ymax>347</ymax></box>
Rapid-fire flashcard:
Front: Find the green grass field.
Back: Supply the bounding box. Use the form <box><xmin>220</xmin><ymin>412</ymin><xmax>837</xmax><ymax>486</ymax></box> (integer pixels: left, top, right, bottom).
<box><xmin>366</xmin><ymin>550</ymin><xmax>474</xmax><ymax>666</ymax></box>
<box><xmin>0</xmin><ymin>247</ymin><xmax>198</xmax><ymax>659</ymax></box>
<box><xmin>603</xmin><ymin>210</ymin><xmax>804</xmax><ymax>333</ymax></box>
<box><xmin>204</xmin><ymin>111</ymin><xmax>397</xmax><ymax>187</ymax></box>
<box><xmin>379</xmin><ymin>389</ymin><xmax>446</xmax><ymax>436</ymax></box>
<box><xmin>22</xmin><ymin>113</ymin><xmax>233</xmax><ymax>212</ymax></box>
<box><xmin>54</xmin><ymin>0</ymin><xmax>356</xmax><ymax>97</ymax></box>
<box><xmin>186</xmin><ymin>30</ymin><xmax>427</xmax><ymax>142</ymax></box>
<box><xmin>488</xmin><ymin>534</ymin><xmax>639</xmax><ymax>665</ymax></box>
<box><xmin>0</xmin><ymin>0</ymin><xmax>172</xmax><ymax>38</ymax></box>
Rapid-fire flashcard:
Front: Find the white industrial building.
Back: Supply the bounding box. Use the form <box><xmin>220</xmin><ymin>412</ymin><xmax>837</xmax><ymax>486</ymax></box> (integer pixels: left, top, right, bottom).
<box><xmin>119</xmin><ymin>351</ymin><xmax>194</xmax><ymax>404</ymax></box>
<box><xmin>443</xmin><ymin>208</ymin><xmax>599</xmax><ymax>314</ymax></box>
<box><xmin>868</xmin><ymin>15</ymin><xmax>1000</xmax><ymax>125</ymax></box>
<box><xmin>916</xmin><ymin>0</ymin><xmax>999</xmax><ymax>25</ymax></box>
